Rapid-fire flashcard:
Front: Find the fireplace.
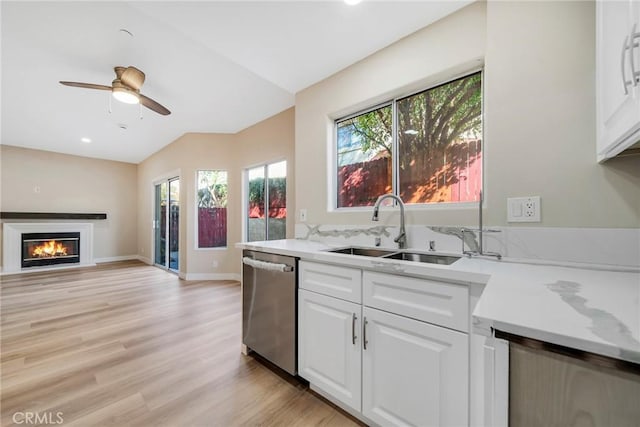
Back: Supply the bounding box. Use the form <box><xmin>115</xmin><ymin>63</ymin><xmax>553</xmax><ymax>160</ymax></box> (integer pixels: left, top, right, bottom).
<box><xmin>3</xmin><ymin>223</ymin><xmax>93</xmax><ymax>273</ymax></box>
<box><xmin>21</xmin><ymin>232</ymin><xmax>81</xmax><ymax>268</ymax></box>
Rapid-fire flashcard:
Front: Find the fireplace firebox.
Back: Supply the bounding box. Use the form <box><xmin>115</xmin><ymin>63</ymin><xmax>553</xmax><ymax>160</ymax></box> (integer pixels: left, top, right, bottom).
<box><xmin>21</xmin><ymin>232</ymin><xmax>80</xmax><ymax>268</ymax></box>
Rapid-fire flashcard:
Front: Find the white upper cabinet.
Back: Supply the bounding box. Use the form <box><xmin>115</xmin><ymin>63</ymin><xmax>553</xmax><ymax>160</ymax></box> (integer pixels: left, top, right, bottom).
<box><xmin>596</xmin><ymin>0</ymin><xmax>640</xmax><ymax>161</ymax></box>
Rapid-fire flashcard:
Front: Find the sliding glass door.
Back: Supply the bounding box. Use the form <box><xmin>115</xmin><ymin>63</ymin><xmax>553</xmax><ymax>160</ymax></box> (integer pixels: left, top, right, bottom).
<box><xmin>154</xmin><ymin>177</ymin><xmax>180</xmax><ymax>271</ymax></box>
<box><xmin>246</xmin><ymin>161</ymin><xmax>286</xmax><ymax>242</ymax></box>
<box><xmin>154</xmin><ymin>182</ymin><xmax>167</xmax><ymax>266</ymax></box>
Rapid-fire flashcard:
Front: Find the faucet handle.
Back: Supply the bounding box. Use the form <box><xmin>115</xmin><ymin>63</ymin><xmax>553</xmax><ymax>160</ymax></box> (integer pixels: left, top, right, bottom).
<box><xmin>393</xmin><ymin>232</ymin><xmax>407</xmax><ymax>249</ymax></box>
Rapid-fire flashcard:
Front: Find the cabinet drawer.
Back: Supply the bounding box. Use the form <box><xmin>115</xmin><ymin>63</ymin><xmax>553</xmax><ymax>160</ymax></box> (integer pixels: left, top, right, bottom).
<box><xmin>363</xmin><ymin>271</ymin><xmax>469</xmax><ymax>332</ymax></box>
<box><xmin>299</xmin><ymin>261</ymin><xmax>362</xmax><ymax>303</ymax></box>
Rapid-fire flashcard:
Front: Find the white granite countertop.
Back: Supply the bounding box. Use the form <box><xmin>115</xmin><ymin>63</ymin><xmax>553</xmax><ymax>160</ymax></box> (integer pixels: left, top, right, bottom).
<box><xmin>236</xmin><ymin>239</ymin><xmax>640</xmax><ymax>365</ymax></box>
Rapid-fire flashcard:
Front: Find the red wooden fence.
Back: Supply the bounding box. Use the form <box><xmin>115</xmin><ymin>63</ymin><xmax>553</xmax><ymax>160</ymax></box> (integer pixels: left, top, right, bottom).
<box><xmin>338</xmin><ymin>140</ymin><xmax>482</xmax><ymax>206</ymax></box>
<box><xmin>338</xmin><ymin>157</ymin><xmax>391</xmax><ymax>207</ymax></box>
<box><xmin>198</xmin><ymin>207</ymin><xmax>227</xmax><ymax>247</ymax></box>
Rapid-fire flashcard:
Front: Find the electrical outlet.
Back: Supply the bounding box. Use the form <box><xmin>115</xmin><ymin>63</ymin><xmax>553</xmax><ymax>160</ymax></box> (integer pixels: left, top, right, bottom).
<box><xmin>299</xmin><ymin>209</ymin><xmax>307</xmax><ymax>222</ymax></box>
<box><xmin>524</xmin><ymin>199</ymin><xmax>536</xmax><ymax>218</ymax></box>
<box><xmin>507</xmin><ymin>196</ymin><xmax>541</xmax><ymax>222</ymax></box>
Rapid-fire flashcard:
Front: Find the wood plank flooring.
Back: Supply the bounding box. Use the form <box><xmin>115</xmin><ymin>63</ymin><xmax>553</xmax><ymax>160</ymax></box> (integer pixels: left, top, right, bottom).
<box><xmin>1</xmin><ymin>261</ymin><xmax>361</xmax><ymax>427</ymax></box>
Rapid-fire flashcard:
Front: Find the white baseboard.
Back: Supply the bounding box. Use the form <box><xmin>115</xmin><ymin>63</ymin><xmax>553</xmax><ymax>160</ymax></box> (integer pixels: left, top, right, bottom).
<box><xmin>94</xmin><ymin>255</ymin><xmax>142</xmax><ymax>264</ymax></box>
<box><xmin>137</xmin><ymin>255</ymin><xmax>152</xmax><ymax>265</ymax></box>
<box><xmin>182</xmin><ymin>272</ymin><xmax>241</xmax><ymax>281</ymax></box>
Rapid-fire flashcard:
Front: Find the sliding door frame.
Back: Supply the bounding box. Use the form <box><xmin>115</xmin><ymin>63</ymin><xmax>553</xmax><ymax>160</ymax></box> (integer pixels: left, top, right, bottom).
<box><xmin>151</xmin><ymin>170</ymin><xmax>181</xmax><ymax>273</ymax></box>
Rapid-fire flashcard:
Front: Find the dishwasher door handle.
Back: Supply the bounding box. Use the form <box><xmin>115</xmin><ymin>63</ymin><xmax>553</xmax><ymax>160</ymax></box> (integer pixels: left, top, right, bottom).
<box><xmin>242</xmin><ymin>256</ymin><xmax>294</xmax><ymax>272</ymax></box>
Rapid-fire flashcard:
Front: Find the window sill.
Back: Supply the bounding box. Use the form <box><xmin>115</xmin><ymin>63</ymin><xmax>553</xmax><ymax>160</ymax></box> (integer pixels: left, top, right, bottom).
<box><xmin>329</xmin><ymin>201</ymin><xmax>480</xmax><ymax>213</ymax></box>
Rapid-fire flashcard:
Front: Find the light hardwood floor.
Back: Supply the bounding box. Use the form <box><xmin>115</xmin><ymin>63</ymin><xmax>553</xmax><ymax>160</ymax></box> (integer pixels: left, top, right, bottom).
<box><xmin>1</xmin><ymin>261</ymin><xmax>361</xmax><ymax>427</ymax></box>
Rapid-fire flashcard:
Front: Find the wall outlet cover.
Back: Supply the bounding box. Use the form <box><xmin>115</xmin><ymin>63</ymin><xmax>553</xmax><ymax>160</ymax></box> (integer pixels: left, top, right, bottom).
<box><xmin>507</xmin><ymin>196</ymin><xmax>541</xmax><ymax>222</ymax></box>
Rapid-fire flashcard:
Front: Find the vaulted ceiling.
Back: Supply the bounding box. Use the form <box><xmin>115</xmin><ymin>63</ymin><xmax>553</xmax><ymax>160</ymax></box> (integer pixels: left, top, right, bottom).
<box><xmin>1</xmin><ymin>1</ymin><xmax>472</xmax><ymax>163</ymax></box>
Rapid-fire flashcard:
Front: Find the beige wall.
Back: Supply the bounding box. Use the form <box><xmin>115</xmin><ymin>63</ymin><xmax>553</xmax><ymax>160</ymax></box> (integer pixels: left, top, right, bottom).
<box><xmin>0</xmin><ymin>145</ymin><xmax>138</xmax><ymax>266</ymax></box>
<box><xmin>294</xmin><ymin>1</ymin><xmax>640</xmax><ymax>229</ymax></box>
<box><xmin>234</xmin><ymin>107</ymin><xmax>296</xmax><ymax>260</ymax></box>
<box><xmin>136</xmin><ymin>107</ymin><xmax>295</xmax><ymax>277</ymax></box>
<box><xmin>136</xmin><ymin>133</ymin><xmax>236</xmax><ymax>277</ymax></box>
<box><xmin>295</xmin><ymin>2</ymin><xmax>487</xmax><ymax>228</ymax></box>
<box><xmin>484</xmin><ymin>0</ymin><xmax>639</xmax><ymax>227</ymax></box>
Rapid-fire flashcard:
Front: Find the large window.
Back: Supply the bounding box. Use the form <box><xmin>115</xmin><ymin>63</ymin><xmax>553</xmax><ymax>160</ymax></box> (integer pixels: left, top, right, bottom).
<box><xmin>336</xmin><ymin>72</ymin><xmax>482</xmax><ymax>208</ymax></box>
<box><xmin>196</xmin><ymin>170</ymin><xmax>228</xmax><ymax>248</ymax></box>
<box><xmin>246</xmin><ymin>161</ymin><xmax>286</xmax><ymax>242</ymax></box>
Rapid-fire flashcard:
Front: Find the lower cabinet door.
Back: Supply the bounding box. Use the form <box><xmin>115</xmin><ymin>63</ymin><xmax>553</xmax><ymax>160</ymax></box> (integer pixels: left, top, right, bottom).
<box><xmin>298</xmin><ymin>289</ymin><xmax>362</xmax><ymax>412</ymax></box>
<box><xmin>362</xmin><ymin>307</ymin><xmax>469</xmax><ymax>427</ymax></box>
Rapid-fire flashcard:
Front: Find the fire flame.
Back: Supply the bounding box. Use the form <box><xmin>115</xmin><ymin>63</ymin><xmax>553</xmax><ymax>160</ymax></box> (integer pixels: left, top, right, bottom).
<box><xmin>32</xmin><ymin>240</ymin><xmax>68</xmax><ymax>258</ymax></box>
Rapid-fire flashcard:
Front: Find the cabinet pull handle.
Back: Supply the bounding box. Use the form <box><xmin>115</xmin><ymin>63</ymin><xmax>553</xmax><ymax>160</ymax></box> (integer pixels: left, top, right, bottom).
<box><xmin>622</xmin><ymin>34</ymin><xmax>631</xmax><ymax>95</ymax></box>
<box><xmin>352</xmin><ymin>313</ymin><xmax>357</xmax><ymax>345</ymax></box>
<box><xmin>363</xmin><ymin>317</ymin><xmax>369</xmax><ymax>350</ymax></box>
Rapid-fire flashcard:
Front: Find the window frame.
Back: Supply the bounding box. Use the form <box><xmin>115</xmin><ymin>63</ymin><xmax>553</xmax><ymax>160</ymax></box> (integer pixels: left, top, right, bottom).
<box><xmin>194</xmin><ymin>169</ymin><xmax>228</xmax><ymax>250</ymax></box>
<box><xmin>331</xmin><ymin>69</ymin><xmax>484</xmax><ymax>212</ymax></box>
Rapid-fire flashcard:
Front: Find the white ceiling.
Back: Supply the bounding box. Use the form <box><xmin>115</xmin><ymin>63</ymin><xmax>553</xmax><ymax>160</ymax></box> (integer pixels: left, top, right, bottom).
<box><xmin>1</xmin><ymin>1</ymin><xmax>473</xmax><ymax>164</ymax></box>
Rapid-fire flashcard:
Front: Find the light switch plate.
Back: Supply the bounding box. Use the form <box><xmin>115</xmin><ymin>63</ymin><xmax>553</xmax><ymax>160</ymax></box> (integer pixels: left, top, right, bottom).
<box><xmin>507</xmin><ymin>196</ymin><xmax>541</xmax><ymax>222</ymax></box>
<box><xmin>299</xmin><ymin>209</ymin><xmax>307</xmax><ymax>222</ymax></box>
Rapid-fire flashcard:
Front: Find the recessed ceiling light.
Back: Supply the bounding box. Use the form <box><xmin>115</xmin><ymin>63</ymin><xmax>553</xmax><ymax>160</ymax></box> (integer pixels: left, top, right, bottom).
<box><xmin>119</xmin><ymin>28</ymin><xmax>134</xmax><ymax>37</ymax></box>
<box><xmin>81</xmin><ymin>137</ymin><xmax>92</xmax><ymax>143</ymax></box>
<box><xmin>118</xmin><ymin>123</ymin><xmax>128</xmax><ymax>130</ymax></box>
<box><xmin>344</xmin><ymin>0</ymin><xmax>362</xmax><ymax>5</ymax></box>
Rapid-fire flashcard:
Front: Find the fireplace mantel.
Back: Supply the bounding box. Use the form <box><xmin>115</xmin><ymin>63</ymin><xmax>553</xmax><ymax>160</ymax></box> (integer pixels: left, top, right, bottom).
<box><xmin>0</xmin><ymin>212</ymin><xmax>107</xmax><ymax>220</ymax></box>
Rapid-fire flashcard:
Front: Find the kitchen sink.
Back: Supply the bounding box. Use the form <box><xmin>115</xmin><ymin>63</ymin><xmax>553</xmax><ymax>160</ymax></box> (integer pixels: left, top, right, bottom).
<box><xmin>326</xmin><ymin>247</ymin><xmax>397</xmax><ymax>257</ymax></box>
<box><xmin>382</xmin><ymin>251</ymin><xmax>461</xmax><ymax>265</ymax></box>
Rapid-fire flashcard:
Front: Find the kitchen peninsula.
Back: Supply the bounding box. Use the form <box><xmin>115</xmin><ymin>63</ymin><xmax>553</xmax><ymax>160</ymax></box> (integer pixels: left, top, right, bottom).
<box><xmin>237</xmin><ymin>238</ymin><xmax>640</xmax><ymax>426</ymax></box>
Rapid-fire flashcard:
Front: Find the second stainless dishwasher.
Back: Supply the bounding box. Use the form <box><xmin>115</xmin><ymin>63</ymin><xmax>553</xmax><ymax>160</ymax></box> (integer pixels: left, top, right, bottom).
<box><xmin>242</xmin><ymin>249</ymin><xmax>298</xmax><ymax>375</ymax></box>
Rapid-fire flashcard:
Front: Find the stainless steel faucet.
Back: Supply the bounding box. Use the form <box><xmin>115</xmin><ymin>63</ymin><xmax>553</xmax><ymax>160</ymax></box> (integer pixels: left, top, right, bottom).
<box><xmin>372</xmin><ymin>194</ymin><xmax>407</xmax><ymax>249</ymax></box>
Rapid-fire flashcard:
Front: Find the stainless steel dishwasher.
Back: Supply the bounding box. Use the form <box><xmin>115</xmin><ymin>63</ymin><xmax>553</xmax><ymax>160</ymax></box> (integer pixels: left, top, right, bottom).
<box><xmin>242</xmin><ymin>249</ymin><xmax>298</xmax><ymax>375</ymax></box>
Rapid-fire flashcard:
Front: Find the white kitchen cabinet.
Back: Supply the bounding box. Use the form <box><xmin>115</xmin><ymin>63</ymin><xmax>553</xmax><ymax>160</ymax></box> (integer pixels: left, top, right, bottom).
<box><xmin>596</xmin><ymin>0</ymin><xmax>640</xmax><ymax>161</ymax></box>
<box><xmin>298</xmin><ymin>260</ymin><xmax>473</xmax><ymax>426</ymax></box>
<box><xmin>298</xmin><ymin>289</ymin><xmax>362</xmax><ymax>412</ymax></box>
<box><xmin>362</xmin><ymin>307</ymin><xmax>469</xmax><ymax>427</ymax></box>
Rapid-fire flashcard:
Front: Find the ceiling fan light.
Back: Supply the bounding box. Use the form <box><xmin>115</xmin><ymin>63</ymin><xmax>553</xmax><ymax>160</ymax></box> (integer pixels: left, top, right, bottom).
<box><xmin>112</xmin><ymin>87</ymin><xmax>139</xmax><ymax>104</ymax></box>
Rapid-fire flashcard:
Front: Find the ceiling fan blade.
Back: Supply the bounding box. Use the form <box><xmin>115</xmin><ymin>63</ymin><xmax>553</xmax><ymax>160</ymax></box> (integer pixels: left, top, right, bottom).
<box><xmin>121</xmin><ymin>66</ymin><xmax>145</xmax><ymax>91</ymax></box>
<box><xmin>140</xmin><ymin>93</ymin><xmax>171</xmax><ymax>116</ymax></box>
<box><xmin>59</xmin><ymin>81</ymin><xmax>112</xmax><ymax>91</ymax></box>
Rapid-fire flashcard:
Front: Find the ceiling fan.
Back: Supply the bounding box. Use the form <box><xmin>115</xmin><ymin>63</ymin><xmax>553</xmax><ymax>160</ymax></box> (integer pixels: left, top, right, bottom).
<box><xmin>60</xmin><ymin>66</ymin><xmax>171</xmax><ymax>116</ymax></box>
